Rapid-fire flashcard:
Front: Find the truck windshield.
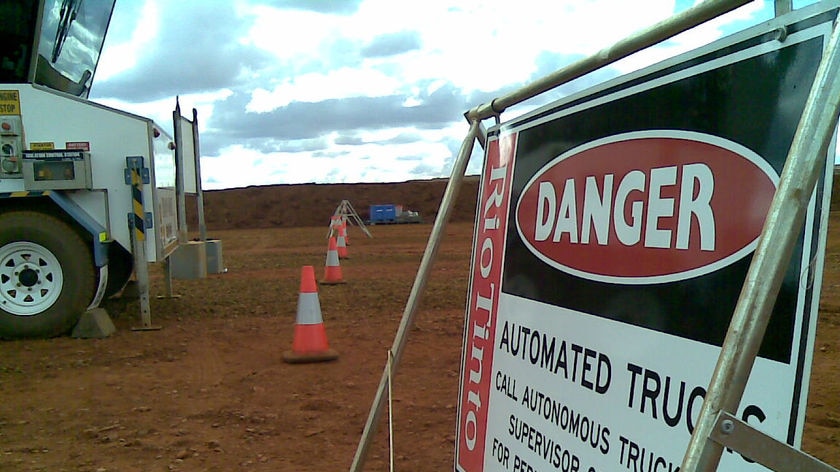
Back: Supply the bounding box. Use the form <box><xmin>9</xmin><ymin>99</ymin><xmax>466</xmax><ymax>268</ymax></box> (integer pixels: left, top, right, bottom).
<box><xmin>34</xmin><ymin>0</ymin><xmax>115</xmax><ymax>98</ymax></box>
<box><xmin>0</xmin><ymin>0</ymin><xmax>115</xmax><ymax>97</ymax></box>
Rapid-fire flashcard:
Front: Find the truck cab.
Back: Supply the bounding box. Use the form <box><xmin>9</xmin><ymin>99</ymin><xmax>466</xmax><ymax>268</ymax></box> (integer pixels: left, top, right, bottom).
<box><xmin>0</xmin><ymin>0</ymin><xmax>211</xmax><ymax>338</ymax></box>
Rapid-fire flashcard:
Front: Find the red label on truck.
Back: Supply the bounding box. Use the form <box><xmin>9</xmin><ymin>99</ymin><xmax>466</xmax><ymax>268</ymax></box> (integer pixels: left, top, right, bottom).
<box><xmin>514</xmin><ymin>130</ymin><xmax>778</xmax><ymax>284</ymax></box>
<box><xmin>66</xmin><ymin>141</ymin><xmax>90</xmax><ymax>151</ymax></box>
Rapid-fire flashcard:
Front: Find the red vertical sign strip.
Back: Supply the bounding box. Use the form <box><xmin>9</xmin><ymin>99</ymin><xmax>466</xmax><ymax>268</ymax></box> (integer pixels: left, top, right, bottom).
<box><xmin>457</xmin><ymin>132</ymin><xmax>516</xmax><ymax>471</ymax></box>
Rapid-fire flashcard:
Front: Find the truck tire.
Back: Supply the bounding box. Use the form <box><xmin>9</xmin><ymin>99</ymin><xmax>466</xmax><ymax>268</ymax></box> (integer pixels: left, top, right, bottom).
<box><xmin>0</xmin><ymin>211</ymin><xmax>96</xmax><ymax>338</ymax></box>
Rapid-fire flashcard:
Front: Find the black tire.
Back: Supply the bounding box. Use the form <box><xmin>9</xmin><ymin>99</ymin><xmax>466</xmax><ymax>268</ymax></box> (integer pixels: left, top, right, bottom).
<box><xmin>104</xmin><ymin>243</ymin><xmax>134</xmax><ymax>298</ymax></box>
<box><xmin>0</xmin><ymin>211</ymin><xmax>96</xmax><ymax>338</ymax></box>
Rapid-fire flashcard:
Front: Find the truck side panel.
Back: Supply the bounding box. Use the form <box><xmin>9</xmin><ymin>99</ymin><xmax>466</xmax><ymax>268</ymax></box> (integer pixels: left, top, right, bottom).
<box><xmin>6</xmin><ymin>85</ymin><xmax>177</xmax><ymax>262</ymax></box>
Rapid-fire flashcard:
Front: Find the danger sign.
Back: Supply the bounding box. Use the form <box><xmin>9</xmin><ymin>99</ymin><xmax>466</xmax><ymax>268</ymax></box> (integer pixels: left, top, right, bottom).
<box><xmin>515</xmin><ymin>131</ymin><xmax>778</xmax><ymax>284</ymax></box>
<box><xmin>455</xmin><ymin>4</ymin><xmax>838</xmax><ymax>472</ymax></box>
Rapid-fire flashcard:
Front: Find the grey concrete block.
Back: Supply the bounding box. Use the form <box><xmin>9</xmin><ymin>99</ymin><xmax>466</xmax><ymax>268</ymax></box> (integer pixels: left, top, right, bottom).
<box><xmin>170</xmin><ymin>241</ymin><xmax>208</xmax><ymax>279</ymax></box>
<box><xmin>206</xmin><ymin>239</ymin><xmax>225</xmax><ymax>274</ymax></box>
<box><xmin>71</xmin><ymin>308</ymin><xmax>116</xmax><ymax>339</ymax></box>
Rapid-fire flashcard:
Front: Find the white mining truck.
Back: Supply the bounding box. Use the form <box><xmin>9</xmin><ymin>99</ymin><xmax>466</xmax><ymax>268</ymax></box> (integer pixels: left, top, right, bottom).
<box><xmin>0</xmin><ymin>0</ymin><xmax>219</xmax><ymax>338</ymax></box>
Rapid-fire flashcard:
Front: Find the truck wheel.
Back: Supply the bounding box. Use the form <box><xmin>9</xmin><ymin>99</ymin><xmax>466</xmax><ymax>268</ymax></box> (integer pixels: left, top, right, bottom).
<box><xmin>0</xmin><ymin>211</ymin><xmax>95</xmax><ymax>338</ymax></box>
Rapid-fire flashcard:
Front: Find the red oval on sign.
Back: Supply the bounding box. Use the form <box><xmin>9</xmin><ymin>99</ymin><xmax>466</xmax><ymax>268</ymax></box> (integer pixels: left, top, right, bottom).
<box><xmin>515</xmin><ymin>131</ymin><xmax>778</xmax><ymax>284</ymax></box>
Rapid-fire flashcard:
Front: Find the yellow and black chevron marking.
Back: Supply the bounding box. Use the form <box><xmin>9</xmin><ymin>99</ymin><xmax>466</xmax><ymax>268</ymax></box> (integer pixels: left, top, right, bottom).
<box><xmin>129</xmin><ymin>167</ymin><xmax>146</xmax><ymax>242</ymax></box>
<box><xmin>0</xmin><ymin>190</ymin><xmax>51</xmax><ymax>198</ymax></box>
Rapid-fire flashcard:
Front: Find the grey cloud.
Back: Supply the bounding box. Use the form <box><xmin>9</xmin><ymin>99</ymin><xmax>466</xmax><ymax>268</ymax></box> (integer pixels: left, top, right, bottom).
<box><xmin>210</xmin><ymin>81</ymin><xmax>470</xmax><ymax>142</ymax></box>
<box><xmin>313</xmin><ymin>149</ymin><xmax>349</xmax><ymax>159</ymax></box>
<box><xmin>198</xmin><ymin>133</ymin><xmax>229</xmax><ymax>157</ymax></box>
<box><xmin>288</xmin><ymin>31</ymin><xmax>420</xmax><ymax>77</ymax></box>
<box><xmin>362</xmin><ymin>31</ymin><xmax>422</xmax><ymax>58</ymax></box>
<box><xmin>255</xmin><ymin>0</ymin><xmax>363</xmax><ymax>15</ymax></box>
<box><xmin>254</xmin><ymin>137</ymin><xmax>331</xmax><ymax>153</ymax></box>
<box><xmin>382</xmin><ymin>132</ymin><xmax>423</xmax><ymax>145</ymax></box>
<box><xmin>333</xmin><ymin>131</ymin><xmax>422</xmax><ymax>146</ymax></box>
<box><xmin>293</xmin><ymin>37</ymin><xmax>365</xmax><ymax>75</ymax></box>
<box><xmin>91</xmin><ymin>3</ymin><xmax>271</xmax><ymax>102</ymax></box>
<box><xmin>334</xmin><ymin>134</ymin><xmax>365</xmax><ymax>145</ymax></box>
<box><xmin>196</xmin><ymin>79</ymin><xmax>524</xmax><ymax>160</ymax></box>
<box><xmin>408</xmin><ymin>161</ymin><xmax>441</xmax><ymax>176</ymax></box>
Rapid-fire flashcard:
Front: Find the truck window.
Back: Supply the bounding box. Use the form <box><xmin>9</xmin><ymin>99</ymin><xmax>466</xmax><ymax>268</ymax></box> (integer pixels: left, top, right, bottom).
<box><xmin>0</xmin><ymin>0</ymin><xmax>38</xmax><ymax>83</ymax></box>
<box><xmin>33</xmin><ymin>0</ymin><xmax>115</xmax><ymax>98</ymax></box>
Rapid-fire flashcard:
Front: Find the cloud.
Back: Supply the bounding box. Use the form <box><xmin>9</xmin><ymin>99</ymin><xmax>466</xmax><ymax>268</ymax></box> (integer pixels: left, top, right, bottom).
<box><xmin>93</xmin><ymin>2</ymin><xmax>271</xmax><ymax>102</ymax></box>
<box><xmin>212</xmin><ymin>80</ymin><xmax>471</xmax><ymax>144</ymax></box>
<box><xmin>88</xmin><ymin>0</ymin><xmax>786</xmax><ymax>189</ymax></box>
<box><xmin>246</xmin><ymin>67</ymin><xmax>404</xmax><ymax>110</ymax></box>
<box><xmin>257</xmin><ymin>0</ymin><xmax>364</xmax><ymax>15</ymax></box>
<box><xmin>334</xmin><ymin>135</ymin><xmax>366</xmax><ymax>146</ymax></box>
<box><xmin>332</xmin><ymin>130</ymin><xmax>427</xmax><ymax>147</ymax></box>
<box><xmin>362</xmin><ymin>31</ymin><xmax>422</xmax><ymax>58</ymax></box>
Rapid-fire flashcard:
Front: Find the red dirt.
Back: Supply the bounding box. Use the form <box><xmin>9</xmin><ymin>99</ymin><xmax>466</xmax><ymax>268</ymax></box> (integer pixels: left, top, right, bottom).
<box><xmin>193</xmin><ymin>177</ymin><xmax>482</xmax><ymax>230</ymax></box>
<box><xmin>0</xmin><ymin>178</ymin><xmax>839</xmax><ymax>471</ymax></box>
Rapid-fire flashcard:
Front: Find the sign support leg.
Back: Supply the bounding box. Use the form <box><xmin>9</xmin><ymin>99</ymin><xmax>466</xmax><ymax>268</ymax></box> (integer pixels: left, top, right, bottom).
<box><xmin>349</xmin><ymin>120</ymin><xmax>481</xmax><ymax>472</ymax></box>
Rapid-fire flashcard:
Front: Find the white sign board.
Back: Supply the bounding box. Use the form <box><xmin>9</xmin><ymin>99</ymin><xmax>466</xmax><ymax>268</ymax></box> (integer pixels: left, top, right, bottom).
<box><xmin>455</xmin><ymin>4</ymin><xmax>838</xmax><ymax>472</ymax></box>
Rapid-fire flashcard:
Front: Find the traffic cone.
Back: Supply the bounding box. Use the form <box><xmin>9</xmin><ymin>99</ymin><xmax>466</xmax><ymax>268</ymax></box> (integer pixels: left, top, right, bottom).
<box><xmin>322</xmin><ymin>237</ymin><xmax>346</xmax><ymax>284</ymax></box>
<box><xmin>329</xmin><ymin>215</ymin><xmax>341</xmax><ymax>237</ymax></box>
<box><xmin>336</xmin><ymin>226</ymin><xmax>349</xmax><ymax>259</ymax></box>
<box><xmin>341</xmin><ymin>219</ymin><xmax>350</xmax><ymax>245</ymax></box>
<box><xmin>283</xmin><ymin>266</ymin><xmax>339</xmax><ymax>363</ymax></box>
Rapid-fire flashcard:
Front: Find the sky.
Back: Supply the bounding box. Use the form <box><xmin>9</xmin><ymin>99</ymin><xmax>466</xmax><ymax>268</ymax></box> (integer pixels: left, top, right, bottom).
<box><xmin>88</xmin><ymin>0</ymin><xmax>818</xmax><ymax>190</ymax></box>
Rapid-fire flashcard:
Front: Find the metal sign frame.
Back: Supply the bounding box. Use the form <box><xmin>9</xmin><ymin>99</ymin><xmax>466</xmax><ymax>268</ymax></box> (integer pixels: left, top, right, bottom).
<box><xmin>329</xmin><ymin>199</ymin><xmax>373</xmax><ymax>239</ymax></box>
<box><xmin>349</xmin><ymin>1</ymin><xmax>840</xmax><ymax>471</ymax></box>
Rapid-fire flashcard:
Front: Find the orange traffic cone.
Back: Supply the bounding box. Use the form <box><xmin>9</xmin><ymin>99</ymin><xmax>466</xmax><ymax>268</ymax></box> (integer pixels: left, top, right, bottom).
<box><xmin>336</xmin><ymin>226</ymin><xmax>349</xmax><ymax>259</ymax></box>
<box><xmin>322</xmin><ymin>237</ymin><xmax>346</xmax><ymax>284</ymax></box>
<box><xmin>329</xmin><ymin>215</ymin><xmax>341</xmax><ymax>236</ymax></box>
<box><xmin>341</xmin><ymin>220</ymin><xmax>350</xmax><ymax>245</ymax></box>
<box><xmin>283</xmin><ymin>266</ymin><xmax>339</xmax><ymax>364</ymax></box>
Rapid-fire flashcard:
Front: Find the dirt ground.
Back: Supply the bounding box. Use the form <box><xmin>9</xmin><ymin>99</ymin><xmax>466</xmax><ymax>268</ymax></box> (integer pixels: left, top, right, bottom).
<box><xmin>1</xmin><ymin>179</ymin><xmax>840</xmax><ymax>471</ymax></box>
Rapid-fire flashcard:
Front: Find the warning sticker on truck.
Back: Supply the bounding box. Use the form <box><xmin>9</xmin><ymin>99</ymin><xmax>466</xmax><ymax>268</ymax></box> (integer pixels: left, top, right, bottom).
<box><xmin>0</xmin><ymin>91</ymin><xmax>21</xmax><ymax>115</ymax></box>
<box><xmin>29</xmin><ymin>142</ymin><xmax>55</xmax><ymax>151</ymax></box>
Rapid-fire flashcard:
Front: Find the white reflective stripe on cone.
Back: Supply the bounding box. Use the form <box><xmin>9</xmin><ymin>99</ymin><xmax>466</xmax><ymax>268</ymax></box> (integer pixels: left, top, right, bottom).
<box><xmin>296</xmin><ymin>292</ymin><xmax>323</xmax><ymax>325</ymax></box>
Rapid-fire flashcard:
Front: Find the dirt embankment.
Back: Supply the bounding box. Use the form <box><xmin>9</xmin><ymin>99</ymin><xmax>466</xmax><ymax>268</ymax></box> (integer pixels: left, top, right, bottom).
<box><xmin>193</xmin><ymin>170</ymin><xmax>840</xmax><ymax>232</ymax></box>
<box><xmin>190</xmin><ymin>176</ymin><xmax>481</xmax><ymax>230</ymax></box>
